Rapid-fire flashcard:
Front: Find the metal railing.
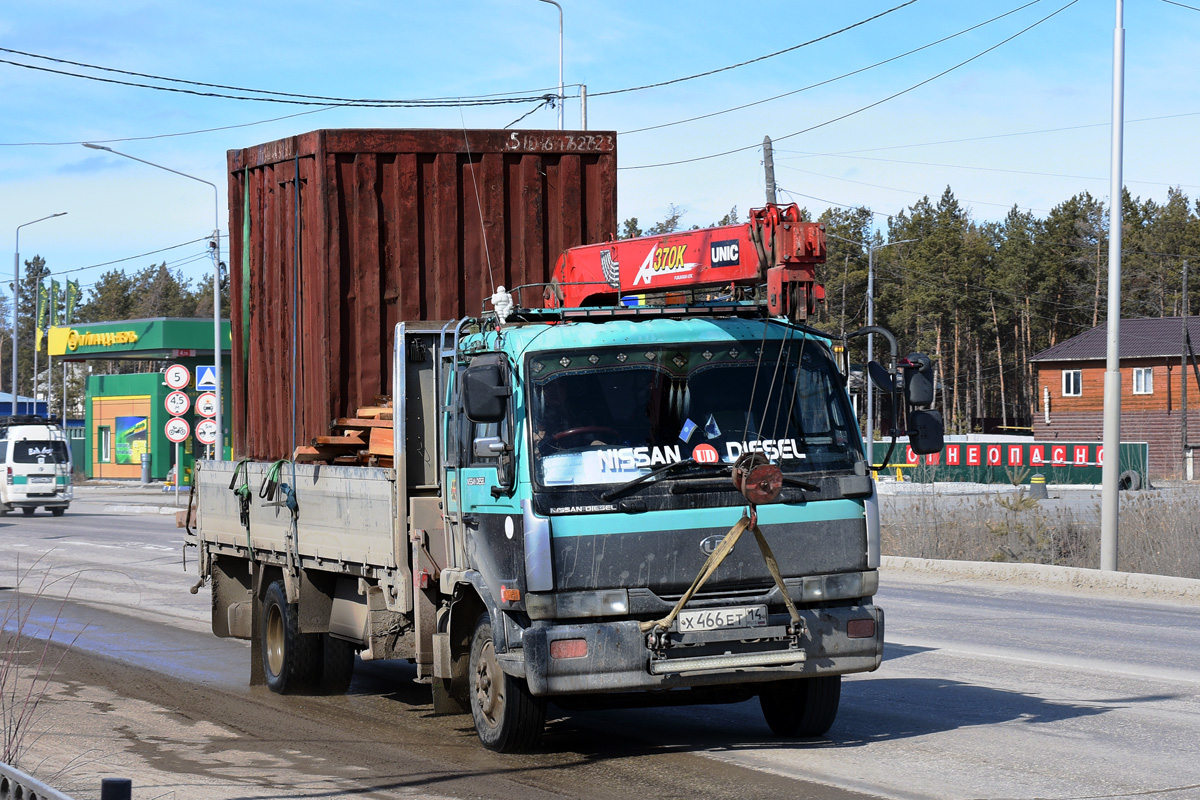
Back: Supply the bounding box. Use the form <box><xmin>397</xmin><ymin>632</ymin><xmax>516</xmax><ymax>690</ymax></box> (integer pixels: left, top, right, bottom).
<box><xmin>0</xmin><ymin>761</ymin><xmax>131</xmax><ymax>800</ymax></box>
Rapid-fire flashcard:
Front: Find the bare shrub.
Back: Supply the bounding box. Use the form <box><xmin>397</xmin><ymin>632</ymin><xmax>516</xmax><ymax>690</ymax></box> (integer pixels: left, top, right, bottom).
<box><xmin>1116</xmin><ymin>492</ymin><xmax>1200</xmax><ymax>579</ymax></box>
<box><xmin>1</xmin><ymin>559</ymin><xmax>80</xmax><ymax>769</ymax></box>
<box><xmin>881</xmin><ymin>491</ymin><xmax>1096</xmax><ymax>567</ymax></box>
<box><xmin>882</xmin><ymin>485</ymin><xmax>1200</xmax><ymax>579</ymax></box>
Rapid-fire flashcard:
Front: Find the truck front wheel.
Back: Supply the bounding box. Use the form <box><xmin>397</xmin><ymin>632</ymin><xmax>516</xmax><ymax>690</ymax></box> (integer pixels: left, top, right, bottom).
<box><xmin>262</xmin><ymin>580</ymin><xmax>321</xmax><ymax>694</ymax></box>
<box><xmin>468</xmin><ymin>613</ymin><xmax>545</xmax><ymax>752</ymax></box>
<box><xmin>759</xmin><ymin>674</ymin><xmax>841</xmax><ymax>737</ymax></box>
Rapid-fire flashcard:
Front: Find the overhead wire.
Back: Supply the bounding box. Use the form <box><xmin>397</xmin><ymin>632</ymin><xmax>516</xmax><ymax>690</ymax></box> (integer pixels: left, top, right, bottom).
<box><xmin>0</xmin><ymin>1</ymin><xmax>918</xmax><ymax>127</ymax></box>
<box><xmin>592</xmin><ymin>0</ymin><xmax>919</xmax><ymax>98</ymax></box>
<box><xmin>1</xmin><ymin>106</ymin><xmax>340</xmax><ymax>147</ymax></box>
<box><xmin>621</xmin><ymin>0</ymin><xmax>1082</xmax><ymax>171</ymax></box>
<box><xmin>778</xmin><ymin>149</ymin><xmax>1200</xmax><ymax>191</ymax></box>
<box><xmin>0</xmin><ymin>46</ymin><xmax>563</xmax><ymax>103</ymax></box>
<box><xmin>0</xmin><ymin>57</ymin><xmax>552</xmax><ymax>106</ymax></box>
<box><xmin>779</xmin><ymin>168</ymin><xmax>1054</xmax><ymax>215</ymax></box>
<box><xmin>620</xmin><ymin>0</ymin><xmax>1043</xmax><ymax>135</ymax></box>
<box><xmin>773</xmin><ymin>110</ymin><xmax>1200</xmax><ymax>159</ymax></box>
<box><xmin>2</xmin><ymin>1</ymin><xmax>916</xmax><ymax>112</ymax></box>
<box><xmin>45</xmin><ymin>236</ymin><xmax>219</xmax><ymax>276</ymax></box>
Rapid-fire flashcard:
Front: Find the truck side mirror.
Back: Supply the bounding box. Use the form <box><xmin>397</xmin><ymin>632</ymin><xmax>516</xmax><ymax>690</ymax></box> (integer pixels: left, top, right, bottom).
<box><xmin>463</xmin><ymin>354</ymin><xmax>511</xmax><ymax>423</ymax></box>
<box><xmin>908</xmin><ymin>409</ymin><xmax>944</xmax><ymax>455</ymax></box>
<box><xmin>900</xmin><ymin>353</ymin><xmax>935</xmax><ymax>407</ymax></box>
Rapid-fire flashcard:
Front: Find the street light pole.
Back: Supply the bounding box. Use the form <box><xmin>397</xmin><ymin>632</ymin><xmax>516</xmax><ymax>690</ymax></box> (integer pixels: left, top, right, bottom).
<box><xmin>827</xmin><ymin>232</ymin><xmax>915</xmax><ymax>453</ymax></box>
<box><xmin>1100</xmin><ymin>0</ymin><xmax>1126</xmax><ymax>571</ymax></box>
<box><xmin>537</xmin><ymin>0</ymin><xmax>564</xmax><ymax>130</ymax></box>
<box><xmin>14</xmin><ymin>212</ymin><xmax>67</xmax><ymax>415</ymax></box>
<box><xmin>83</xmin><ymin>143</ymin><xmax>224</xmax><ymax>461</ymax></box>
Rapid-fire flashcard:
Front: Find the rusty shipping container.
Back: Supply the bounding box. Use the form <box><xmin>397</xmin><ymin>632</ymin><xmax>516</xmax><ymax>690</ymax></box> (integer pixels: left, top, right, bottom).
<box><xmin>227</xmin><ymin>128</ymin><xmax>618</xmax><ymax>460</ymax></box>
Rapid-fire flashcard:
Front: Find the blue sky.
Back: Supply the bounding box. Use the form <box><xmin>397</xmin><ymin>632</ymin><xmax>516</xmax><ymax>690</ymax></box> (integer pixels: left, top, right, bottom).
<box><xmin>2</xmin><ymin>0</ymin><xmax>1198</xmax><ymax>298</ymax></box>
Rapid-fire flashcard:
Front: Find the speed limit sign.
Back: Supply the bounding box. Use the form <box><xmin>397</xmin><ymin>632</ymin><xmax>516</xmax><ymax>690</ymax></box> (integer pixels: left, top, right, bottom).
<box><xmin>165</xmin><ymin>417</ymin><xmax>191</xmax><ymax>443</ymax></box>
<box><xmin>165</xmin><ymin>390</ymin><xmax>191</xmax><ymax>416</ymax></box>
<box><xmin>195</xmin><ymin>418</ymin><xmax>218</xmax><ymax>445</ymax></box>
<box><xmin>165</xmin><ymin>364</ymin><xmax>190</xmax><ymax>390</ymax></box>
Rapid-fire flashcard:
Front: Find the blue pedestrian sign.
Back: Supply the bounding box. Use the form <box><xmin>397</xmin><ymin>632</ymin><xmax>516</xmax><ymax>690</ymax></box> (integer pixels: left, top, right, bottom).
<box><xmin>195</xmin><ymin>365</ymin><xmax>218</xmax><ymax>390</ymax></box>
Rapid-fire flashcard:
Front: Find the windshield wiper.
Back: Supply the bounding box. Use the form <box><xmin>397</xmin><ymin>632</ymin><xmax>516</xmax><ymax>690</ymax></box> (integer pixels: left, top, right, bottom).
<box><xmin>600</xmin><ymin>459</ymin><xmax>717</xmax><ymax>501</ymax></box>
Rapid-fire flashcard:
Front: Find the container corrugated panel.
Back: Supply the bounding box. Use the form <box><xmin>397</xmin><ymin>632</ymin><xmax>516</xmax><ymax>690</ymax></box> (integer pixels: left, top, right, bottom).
<box><xmin>227</xmin><ymin>128</ymin><xmax>617</xmax><ymax>460</ymax></box>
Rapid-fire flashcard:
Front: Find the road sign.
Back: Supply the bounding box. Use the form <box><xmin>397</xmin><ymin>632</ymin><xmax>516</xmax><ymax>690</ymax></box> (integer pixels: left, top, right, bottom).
<box><xmin>165</xmin><ymin>417</ymin><xmax>191</xmax><ymax>443</ymax></box>
<box><xmin>195</xmin><ymin>365</ymin><xmax>218</xmax><ymax>390</ymax></box>
<box><xmin>165</xmin><ymin>390</ymin><xmax>191</xmax><ymax>416</ymax></box>
<box><xmin>195</xmin><ymin>392</ymin><xmax>218</xmax><ymax>418</ymax></box>
<box><xmin>195</xmin><ymin>418</ymin><xmax>218</xmax><ymax>445</ymax></box>
<box><xmin>165</xmin><ymin>364</ymin><xmax>191</xmax><ymax>390</ymax></box>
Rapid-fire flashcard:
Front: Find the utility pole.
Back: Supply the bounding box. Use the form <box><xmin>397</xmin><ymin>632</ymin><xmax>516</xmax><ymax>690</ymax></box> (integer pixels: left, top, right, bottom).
<box><xmin>1099</xmin><ymin>0</ymin><xmax>1125</xmax><ymax>572</ymax></box>
<box><xmin>763</xmin><ymin>136</ymin><xmax>777</xmax><ymax>205</ymax></box>
<box><xmin>1183</xmin><ymin>260</ymin><xmax>1189</xmax><ymax>478</ymax></box>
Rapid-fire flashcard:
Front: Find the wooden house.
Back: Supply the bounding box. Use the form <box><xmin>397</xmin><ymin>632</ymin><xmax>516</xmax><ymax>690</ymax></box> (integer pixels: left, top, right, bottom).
<box><xmin>1031</xmin><ymin>316</ymin><xmax>1200</xmax><ymax>480</ymax></box>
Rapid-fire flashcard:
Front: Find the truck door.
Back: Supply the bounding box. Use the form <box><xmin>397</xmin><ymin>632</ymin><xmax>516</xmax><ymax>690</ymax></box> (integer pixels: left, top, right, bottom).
<box><xmin>458</xmin><ymin>354</ymin><xmax>527</xmax><ymax>609</ymax></box>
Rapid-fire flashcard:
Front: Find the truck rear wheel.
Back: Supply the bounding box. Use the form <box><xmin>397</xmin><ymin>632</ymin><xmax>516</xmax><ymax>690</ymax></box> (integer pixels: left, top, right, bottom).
<box><xmin>469</xmin><ymin>613</ymin><xmax>545</xmax><ymax>752</ymax></box>
<box><xmin>262</xmin><ymin>580</ymin><xmax>321</xmax><ymax>694</ymax></box>
<box><xmin>22</xmin><ymin>506</ymin><xmax>35</xmax><ymax>516</ymax></box>
<box><xmin>759</xmin><ymin>675</ymin><xmax>841</xmax><ymax>737</ymax></box>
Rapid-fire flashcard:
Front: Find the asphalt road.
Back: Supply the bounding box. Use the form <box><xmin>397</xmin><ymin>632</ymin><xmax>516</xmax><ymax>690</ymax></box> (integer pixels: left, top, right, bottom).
<box><xmin>3</xmin><ymin>485</ymin><xmax>1199</xmax><ymax>799</ymax></box>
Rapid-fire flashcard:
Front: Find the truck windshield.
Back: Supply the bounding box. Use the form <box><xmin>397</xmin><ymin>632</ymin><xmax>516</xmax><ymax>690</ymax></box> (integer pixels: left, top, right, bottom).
<box><xmin>13</xmin><ymin>440</ymin><xmax>70</xmax><ymax>464</ymax></box>
<box><xmin>528</xmin><ymin>338</ymin><xmax>861</xmax><ymax>487</ymax></box>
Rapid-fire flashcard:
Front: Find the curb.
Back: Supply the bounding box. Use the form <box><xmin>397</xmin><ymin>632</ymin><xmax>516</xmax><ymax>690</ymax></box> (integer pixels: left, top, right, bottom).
<box><xmin>883</xmin><ymin>555</ymin><xmax>1200</xmax><ymax>605</ymax></box>
<box><xmin>103</xmin><ymin>504</ymin><xmax>183</xmax><ymax>516</ymax></box>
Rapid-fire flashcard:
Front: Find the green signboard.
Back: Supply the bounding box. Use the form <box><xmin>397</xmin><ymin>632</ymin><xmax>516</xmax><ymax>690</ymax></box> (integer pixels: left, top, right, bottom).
<box><xmin>872</xmin><ymin>440</ymin><xmax>1149</xmax><ymax>485</ymax></box>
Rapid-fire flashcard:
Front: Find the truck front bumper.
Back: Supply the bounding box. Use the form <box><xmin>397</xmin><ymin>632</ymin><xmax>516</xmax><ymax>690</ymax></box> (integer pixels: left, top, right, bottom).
<box><xmin>519</xmin><ymin>604</ymin><xmax>883</xmax><ymax>696</ymax></box>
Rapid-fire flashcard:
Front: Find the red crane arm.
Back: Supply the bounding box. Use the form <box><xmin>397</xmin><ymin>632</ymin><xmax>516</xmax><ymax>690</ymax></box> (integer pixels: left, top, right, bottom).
<box><xmin>545</xmin><ymin>203</ymin><xmax>827</xmax><ymax>321</ymax></box>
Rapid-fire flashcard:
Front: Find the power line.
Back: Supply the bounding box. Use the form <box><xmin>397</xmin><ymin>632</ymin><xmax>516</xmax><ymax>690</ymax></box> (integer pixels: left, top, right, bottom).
<box><xmin>773</xmin><ymin>111</ymin><xmax>1200</xmax><ymax>159</ymax></box>
<box><xmin>621</xmin><ymin>0</ymin><xmax>1082</xmax><ymax>171</ymax></box>
<box><xmin>620</xmin><ymin>0</ymin><xmax>1042</xmax><ymax>135</ymax></box>
<box><xmin>49</xmin><ymin>237</ymin><xmax>216</xmax><ymax>277</ymax></box>
<box><xmin>0</xmin><ymin>45</ymin><xmax>564</xmax><ymax>106</ymax></box>
<box><xmin>594</xmin><ymin>0</ymin><xmax>919</xmax><ymax>98</ymax></box>
<box><xmin>1160</xmin><ymin>0</ymin><xmax>1200</xmax><ymax>11</ymax></box>
<box><xmin>778</xmin><ymin>187</ymin><xmax>893</xmax><ymax>219</ymax></box>
<box><xmin>779</xmin><ymin>149</ymin><xmax>1200</xmax><ymax>191</ymax></box>
<box><xmin>0</xmin><ymin>105</ymin><xmax>339</xmax><ymax>147</ymax></box>
<box><xmin>779</xmin><ymin>166</ymin><xmax>1053</xmax><ymax>214</ymax></box>
<box><xmin>0</xmin><ymin>56</ymin><xmax>553</xmax><ymax>107</ymax></box>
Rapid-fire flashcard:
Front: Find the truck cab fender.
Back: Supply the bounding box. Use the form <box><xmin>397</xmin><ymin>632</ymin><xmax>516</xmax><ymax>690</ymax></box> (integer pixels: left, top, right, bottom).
<box><xmin>440</xmin><ymin>569</ymin><xmax>506</xmax><ymax>653</ymax></box>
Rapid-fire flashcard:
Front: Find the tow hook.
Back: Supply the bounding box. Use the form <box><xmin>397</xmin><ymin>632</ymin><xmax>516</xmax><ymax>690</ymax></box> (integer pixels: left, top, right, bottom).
<box><xmin>645</xmin><ymin>625</ymin><xmax>668</xmax><ymax>652</ymax></box>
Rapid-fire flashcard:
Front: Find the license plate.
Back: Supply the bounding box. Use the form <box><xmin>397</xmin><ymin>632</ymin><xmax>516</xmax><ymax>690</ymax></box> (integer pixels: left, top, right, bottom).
<box><xmin>29</xmin><ymin>476</ymin><xmax>53</xmax><ymax>484</ymax></box>
<box><xmin>676</xmin><ymin>605</ymin><xmax>768</xmax><ymax>633</ymax></box>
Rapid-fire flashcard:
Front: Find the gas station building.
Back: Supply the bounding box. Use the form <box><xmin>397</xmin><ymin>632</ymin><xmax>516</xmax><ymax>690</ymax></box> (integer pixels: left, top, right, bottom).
<box><xmin>49</xmin><ymin>317</ymin><xmax>231</xmax><ymax>481</ymax></box>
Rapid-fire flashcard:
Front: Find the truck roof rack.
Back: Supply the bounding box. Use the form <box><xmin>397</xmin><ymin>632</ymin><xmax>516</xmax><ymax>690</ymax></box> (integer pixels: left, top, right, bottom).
<box><xmin>507</xmin><ymin>302</ymin><xmax>768</xmax><ymax>324</ymax></box>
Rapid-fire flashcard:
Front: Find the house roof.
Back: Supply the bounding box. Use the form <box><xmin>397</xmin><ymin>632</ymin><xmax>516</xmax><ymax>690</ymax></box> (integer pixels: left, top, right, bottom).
<box><xmin>1031</xmin><ymin>316</ymin><xmax>1200</xmax><ymax>362</ymax></box>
